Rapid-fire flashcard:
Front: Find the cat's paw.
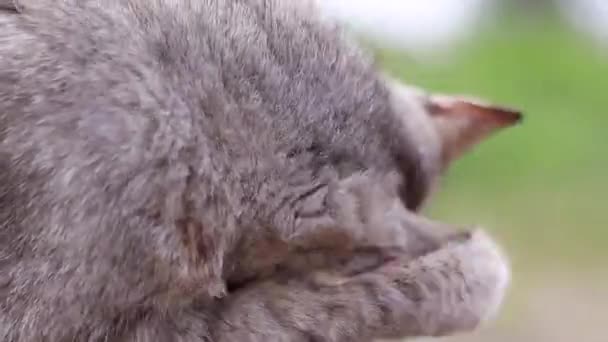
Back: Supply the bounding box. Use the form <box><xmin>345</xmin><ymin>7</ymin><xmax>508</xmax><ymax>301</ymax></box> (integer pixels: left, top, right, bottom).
<box><xmin>442</xmin><ymin>229</ymin><xmax>511</xmax><ymax>326</ymax></box>
<box><xmin>384</xmin><ymin>228</ymin><xmax>511</xmax><ymax>337</ymax></box>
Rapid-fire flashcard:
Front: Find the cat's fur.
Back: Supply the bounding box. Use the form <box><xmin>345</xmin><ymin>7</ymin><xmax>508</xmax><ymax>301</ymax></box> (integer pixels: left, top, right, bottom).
<box><xmin>0</xmin><ymin>0</ymin><xmax>516</xmax><ymax>341</ymax></box>
<box><xmin>232</xmin><ymin>77</ymin><xmax>522</xmax><ymax>288</ymax></box>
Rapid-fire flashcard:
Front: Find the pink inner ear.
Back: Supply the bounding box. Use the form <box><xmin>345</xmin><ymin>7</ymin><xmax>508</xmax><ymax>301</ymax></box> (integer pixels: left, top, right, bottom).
<box><xmin>428</xmin><ymin>95</ymin><xmax>523</xmax><ymax>127</ymax></box>
<box><xmin>458</xmin><ymin>100</ymin><xmax>523</xmax><ymax>127</ymax></box>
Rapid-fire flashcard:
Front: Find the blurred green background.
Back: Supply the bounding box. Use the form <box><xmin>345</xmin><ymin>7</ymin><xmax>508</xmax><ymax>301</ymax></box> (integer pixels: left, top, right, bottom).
<box><xmin>363</xmin><ymin>3</ymin><xmax>606</xmax><ymax>342</ymax></box>
<box><xmin>378</xmin><ymin>6</ymin><xmax>608</xmax><ymax>269</ymax></box>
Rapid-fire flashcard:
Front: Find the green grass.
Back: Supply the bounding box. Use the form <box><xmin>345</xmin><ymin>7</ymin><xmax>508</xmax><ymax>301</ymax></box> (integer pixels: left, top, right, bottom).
<box><xmin>375</xmin><ymin>14</ymin><xmax>608</xmax><ymax>268</ymax></box>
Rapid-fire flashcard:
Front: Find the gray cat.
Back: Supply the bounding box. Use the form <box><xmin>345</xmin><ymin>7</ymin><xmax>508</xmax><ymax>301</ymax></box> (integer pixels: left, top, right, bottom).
<box><xmin>229</xmin><ymin>76</ymin><xmax>523</xmax><ymax>288</ymax></box>
<box><xmin>0</xmin><ymin>1</ymin><xmax>519</xmax><ymax>341</ymax></box>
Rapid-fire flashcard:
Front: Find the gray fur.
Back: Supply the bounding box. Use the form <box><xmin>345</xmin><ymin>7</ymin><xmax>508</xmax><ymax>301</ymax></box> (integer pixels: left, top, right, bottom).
<box><xmin>0</xmin><ymin>1</ymin><xmax>510</xmax><ymax>341</ymax></box>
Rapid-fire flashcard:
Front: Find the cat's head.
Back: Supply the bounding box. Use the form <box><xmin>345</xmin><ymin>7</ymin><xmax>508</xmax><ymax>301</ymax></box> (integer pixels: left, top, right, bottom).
<box><xmin>384</xmin><ymin>76</ymin><xmax>522</xmax><ymax>210</ymax></box>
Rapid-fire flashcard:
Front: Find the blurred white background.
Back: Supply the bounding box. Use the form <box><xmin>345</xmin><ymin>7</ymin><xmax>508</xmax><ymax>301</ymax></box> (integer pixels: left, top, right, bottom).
<box><xmin>317</xmin><ymin>0</ymin><xmax>608</xmax><ymax>53</ymax></box>
<box><xmin>317</xmin><ymin>0</ymin><xmax>493</xmax><ymax>53</ymax></box>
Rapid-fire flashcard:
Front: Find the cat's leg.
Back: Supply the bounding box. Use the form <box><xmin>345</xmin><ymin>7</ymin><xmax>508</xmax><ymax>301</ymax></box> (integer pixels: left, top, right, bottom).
<box><xmin>122</xmin><ymin>229</ymin><xmax>508</xmax><ymax>342</ymax></box>
<box><xmin>212</xmin><ymin>229</ymin><xmax>510</xmax><ymax>342</ymax></box>
<box><xmin>119</xmin><ymin>308</ymin><xmax>212</xmax><ymax>342</ymax></box>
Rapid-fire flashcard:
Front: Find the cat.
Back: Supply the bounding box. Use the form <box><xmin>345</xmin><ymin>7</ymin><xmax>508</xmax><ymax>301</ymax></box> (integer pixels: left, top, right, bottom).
<box><xmin>228</xmin><ymin>76</ymin><xmax>523</xmax><ymax>288</ymax></box>
<box><xmin>0</xmin><ymin>0</ymin><xmax>519</xmax><ymax>341</ymax></box>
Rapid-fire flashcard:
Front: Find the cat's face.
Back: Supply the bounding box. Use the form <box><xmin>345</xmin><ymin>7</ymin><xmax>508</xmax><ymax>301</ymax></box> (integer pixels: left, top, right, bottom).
<box><xmin>384</xmin><ymin>76</ymin><xmax>522</xmax><ymax>209</ymax></box>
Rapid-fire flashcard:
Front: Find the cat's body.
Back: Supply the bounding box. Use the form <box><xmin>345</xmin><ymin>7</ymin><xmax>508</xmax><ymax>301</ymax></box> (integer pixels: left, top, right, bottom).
<box><xmin>0</xmin><ymin>1</ymin><xmax>514</xmax><ymax>341</ymax></box>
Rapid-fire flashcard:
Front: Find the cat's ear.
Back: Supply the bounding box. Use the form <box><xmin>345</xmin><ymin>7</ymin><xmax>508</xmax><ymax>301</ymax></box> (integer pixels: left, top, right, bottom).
<box><xmin>425</xmin><ymin>94</ymin><xmax>522</xmax><ymax>169</ymax></box>
<box><xmin>0</xmin><ymin>0</ymin><xmax>22</xmax><ymax>13</ymax></box>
